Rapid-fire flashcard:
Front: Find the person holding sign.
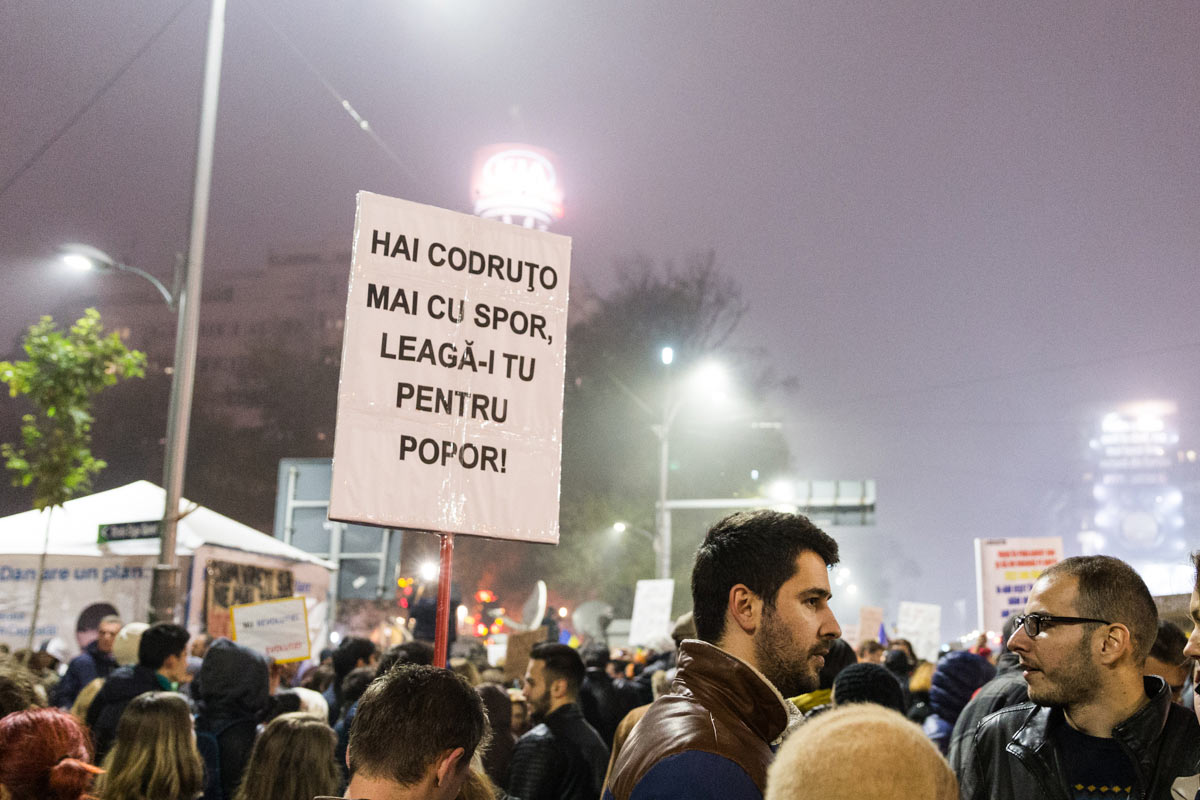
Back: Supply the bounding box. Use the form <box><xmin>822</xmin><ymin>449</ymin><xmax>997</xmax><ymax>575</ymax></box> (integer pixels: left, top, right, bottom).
<box><xmin>606</xmin><ymin>510</ymin><xmax>842</xmax><ymax>800</ymax></box>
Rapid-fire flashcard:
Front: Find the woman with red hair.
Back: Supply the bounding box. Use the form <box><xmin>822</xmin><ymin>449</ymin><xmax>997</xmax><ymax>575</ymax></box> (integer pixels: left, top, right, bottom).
<box><xmin>0</xmin><ymin>707</ymin><xmax>102</xmax><ymax>800</ymax></box>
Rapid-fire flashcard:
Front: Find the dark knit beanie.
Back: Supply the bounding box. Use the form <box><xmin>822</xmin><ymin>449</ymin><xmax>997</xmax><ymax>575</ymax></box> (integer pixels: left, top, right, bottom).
<box><xmin>832</xmin><ymin>662</ymin><xmax>906</xmax><ymax>713</ymax></box>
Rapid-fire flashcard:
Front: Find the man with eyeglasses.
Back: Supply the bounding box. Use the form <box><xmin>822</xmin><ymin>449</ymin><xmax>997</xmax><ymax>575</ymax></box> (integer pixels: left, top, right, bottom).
<box><xmin>958</xmin><ymin>555</ymin><xmax>1200</xmax><ymax>800</ymax></box>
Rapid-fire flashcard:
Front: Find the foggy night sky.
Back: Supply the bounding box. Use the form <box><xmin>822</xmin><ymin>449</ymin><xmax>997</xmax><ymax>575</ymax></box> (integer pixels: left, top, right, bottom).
<box><xmin>3</xmin><ymin>1</ymin><xmax>1199</xmax><ymax>634</ymax></box>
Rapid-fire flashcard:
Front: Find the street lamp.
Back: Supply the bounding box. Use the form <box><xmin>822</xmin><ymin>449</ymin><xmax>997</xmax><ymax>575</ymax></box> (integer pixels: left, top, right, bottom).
<box><xmin>55</xmin><ymin>0</ymin><xmax>225</xmax><ymax>624</ymax></box>
<box><xmin>61</xmin><ymin>241</ymin><xmax>200</xmax><ymax>623</ymax></box>
<box><xmin>60</xmin><ymin>244</ymin><xmax>179</xmax><ymax>308</ymax></box>
<box><xmin>651</xmin><ymin>354</ymin><xmax>730</xmax><ymax>581</ymax></box>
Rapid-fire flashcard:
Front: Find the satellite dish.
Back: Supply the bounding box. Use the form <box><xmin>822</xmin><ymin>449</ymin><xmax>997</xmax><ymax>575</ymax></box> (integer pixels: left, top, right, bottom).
<box><xmin>572</xmin><ymin>600</ymin><xmax>613</xmax><ymax>642</ymax></box>
<box><xmin>517</xmin><ymin>580</ymin><xmax>548</xmax><ymax>631</ymax></box>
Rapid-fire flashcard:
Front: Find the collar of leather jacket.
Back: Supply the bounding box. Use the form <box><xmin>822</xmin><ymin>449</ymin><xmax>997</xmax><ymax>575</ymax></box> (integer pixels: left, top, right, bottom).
<box><xmin>673</xmin><ymin>639</ymin><xmax>791</xmax><ymax>744</ymax></box>
<box><xmin>1012</xmin><ymin>676</ymin><xmax>1173</xmax><ymax>770</ymax></box>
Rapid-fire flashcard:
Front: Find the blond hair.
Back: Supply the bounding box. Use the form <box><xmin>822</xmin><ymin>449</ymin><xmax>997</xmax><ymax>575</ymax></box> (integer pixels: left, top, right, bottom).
<box><xmin>766</xmin><ymin>704</ymin><xmax>956</xmax><ymax>800</ymax></box>
<box><xmin>232</xmin><ymin>712</ymin><xmax>340</xmax><ymax>800</ymax></box>
<box><xmin>908</xmin><ymin>661</ymin><xmax>934</xmax><ymax>694</ymax></box>
<box><xmin>95</xmin><ymin>692</ymin><xmax>203</xmax><ymax>800</ymax></box>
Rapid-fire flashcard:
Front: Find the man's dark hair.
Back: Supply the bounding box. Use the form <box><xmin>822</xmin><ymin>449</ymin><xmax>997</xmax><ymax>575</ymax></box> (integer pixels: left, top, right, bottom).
<box><xmin>342</xmin><ymin>666</ymin><xmax>377</xmax><ymax>709</ymax></box>
<box><xmin>137</xmin><ymin>623</ymin><xmax>190</xmax><ymax>670</ymax></box>
<box><xmin>529</xmin><ymin>643</ymin><xmax>585</xmax><ymax>698</ymax></box>
<box><xmin>580</xmin><ymin>645</ymin><xmax>608</xmax><ymax>670</ymax></box>
<box><xmin>333</xmin><ymin>637</ymin><xmax>378</xmax><ymax>681</ymax></box>
<box><xmin>1149</xmin><ymin>619</ymin><xmax>1188</xmax><ymax>667</ymax></box>
<box><xmin>691</xmin><ymin>510</ymin><xmax>839</xmax><ymax>644</ymax></box>
<box><xmin>1193</xmin><ymin>550</ymin><xmax>1200</xmax><ymax>592</ymax></box>
<box><xmin>817</xmin><ymin>638</ymin><xmax>857</xmax><ymax>691</ymax></box>
<box><xmin>1040</xmin><ymin>555</ymin><xmax>1158</xmax><ymax>664</ymax></box>
<box><xmin>348</xmin><ymin>665</ymin><xmax>488</xmax><ymax>786</ymax></box>
<box><xmin>378</xmin><ymin>640</ymin><xmax>435</xmax><ymax>675</ymax></box>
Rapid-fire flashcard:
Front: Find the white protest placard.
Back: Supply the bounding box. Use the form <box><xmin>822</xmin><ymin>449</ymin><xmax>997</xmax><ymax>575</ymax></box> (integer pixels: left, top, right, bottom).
<box><xmin>330</xmin><ymin>193</ymin><xmax>571</xmax><ymax>541</ymax></box>
<box><xmin>975</xmin><ymin>536</ymin><xmax>1062</xmax><ymax>636</ymax></box>
<box><xmin>895</xmin><ymin>601</ymin><xmax>942</xmax><ymax>662</ymax></box>
<box><xmin>230</xmin><ymin>596</ymin><xmax>311</xmax><ymax>664</ymax></box>
<box><xmin>627</xmin><ymin>579</ymin><xmax>675</xmax><ymax>648</ymax></box>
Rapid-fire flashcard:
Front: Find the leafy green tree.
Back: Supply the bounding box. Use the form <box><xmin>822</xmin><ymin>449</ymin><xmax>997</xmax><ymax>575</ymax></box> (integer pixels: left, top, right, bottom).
<box><xmin>0</xmin><ymin>309</ymin><xmax>144</xmax><ymax>648</ymax></box>
<box><xmin>0</xmin><ymin>309</ymin><xmax>145</xmax><ymax>509</ymax></box>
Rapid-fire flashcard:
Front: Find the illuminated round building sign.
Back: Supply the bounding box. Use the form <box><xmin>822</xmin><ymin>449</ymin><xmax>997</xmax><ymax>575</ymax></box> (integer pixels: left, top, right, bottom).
<box><xmin>472</xmin><ymin>143</ymin><xmax>565</xmax><ymax>231</ymax></box>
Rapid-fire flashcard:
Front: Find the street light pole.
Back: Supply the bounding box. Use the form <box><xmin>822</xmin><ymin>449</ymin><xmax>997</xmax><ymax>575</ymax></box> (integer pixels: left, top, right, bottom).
<box><xmin>653</xmin><ymin>417</ymin><xmax>671</xmax><ymax>581</ymax></box>
<box><xmin>150</xmin><ymin>0</ymin><xmax>226</xmax><ymax>623</ymax></box>
<box><xmin>653</xmin><ymin>345</ymin><xmax>675</xmax><ymax>581</ymax></box>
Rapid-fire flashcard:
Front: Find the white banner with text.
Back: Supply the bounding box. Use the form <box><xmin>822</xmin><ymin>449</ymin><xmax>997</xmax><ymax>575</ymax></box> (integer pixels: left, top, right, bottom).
<box><xmin>330</xmin><ymin>193</ymin><xmax>571</xmax><ymax>542</ymax></box>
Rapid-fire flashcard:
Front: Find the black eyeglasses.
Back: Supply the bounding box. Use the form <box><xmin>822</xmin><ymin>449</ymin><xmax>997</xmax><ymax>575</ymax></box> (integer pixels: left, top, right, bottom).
<box><xmin>1013</xmin><ymin>612</ymin><xmax>1110</xmax><ymax>637</ymax></box>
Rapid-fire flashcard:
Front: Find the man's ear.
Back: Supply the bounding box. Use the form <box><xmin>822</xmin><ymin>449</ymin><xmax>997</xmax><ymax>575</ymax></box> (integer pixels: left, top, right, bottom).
<box><xmin>435</xmin><ymin>747</ymin><xmax>467</xmax><ymax>787</ymax></box>
<box><xmin>550</xmin><ymin>675</ymin><xmax>569</xmax><ymax>701</ymax></box>
<box><xmin>1096</xmin><ymin>623</ymin><xmax>1133</xmax><ymax>666</ymax></box>
<box><xmin>728</xmin><ymin>584</ymin><xmax>761</xmax><ymax>636</ymax></box>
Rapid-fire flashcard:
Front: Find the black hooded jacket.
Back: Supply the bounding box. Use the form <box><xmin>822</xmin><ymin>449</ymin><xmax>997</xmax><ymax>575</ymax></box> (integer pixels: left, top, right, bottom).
<box><xmin>85</xmin><ymin>664</ymin><xmax>164</xmax><ymax>759</ymax></box>
<box><xmin>194</xmin><ymin>638</ymin><xmax>269</xmax><ymax>800</ymax></box>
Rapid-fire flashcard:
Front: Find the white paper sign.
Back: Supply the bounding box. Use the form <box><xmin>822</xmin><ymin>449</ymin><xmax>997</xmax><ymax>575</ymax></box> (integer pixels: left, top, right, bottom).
<box><xmin>628</xmin><ymin>579</ymin><xmax>675</xmax><ymax>648</ymax></box>
<box><xmin>231</xmin><ymin>596</ymin><xmax>311</xmax><ymax>663</ymax></box>
<box><xmin>975</xmin><ymin>536</ymin><xmax>1062</xmax><ymax>636</ymax></box>
<box><xmin>895</xmin><ymin>601</ymin><xmax>942</xmax><ymax>662</ymax></box>
<box><xmin>330</xmin><ymin>193</ymin><xmax>571</xmax><ymax>542</ymax></box>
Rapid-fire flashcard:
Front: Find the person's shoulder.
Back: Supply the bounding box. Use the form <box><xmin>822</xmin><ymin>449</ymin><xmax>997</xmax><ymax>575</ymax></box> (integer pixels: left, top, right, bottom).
<box><xmin>515</xmin><ymin>722</ymin><xmax>555</xmax><ymax>748</ymax></box>
<box><xmin>628</xmin><ymin>751</ymin><xmax>760</xmax><ymax>800</ymax></box>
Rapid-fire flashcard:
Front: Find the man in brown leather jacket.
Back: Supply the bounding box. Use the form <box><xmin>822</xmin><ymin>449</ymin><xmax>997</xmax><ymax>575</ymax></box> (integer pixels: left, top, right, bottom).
<box><xmin>605</xmin><ymin>509</ymin><xmax>842</xmax><ymax>800</ymax></box>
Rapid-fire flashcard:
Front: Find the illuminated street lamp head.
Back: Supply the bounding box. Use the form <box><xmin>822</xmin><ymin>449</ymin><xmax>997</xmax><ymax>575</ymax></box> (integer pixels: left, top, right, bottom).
<box><xmin>660</xmin><ymin>346</ymin><xmax>675</xmax><ymax>366</ymax></box>
<box><xmin>59</xmin><ymin>242</ymin><xmax>117</xmax><ymax>272</ymax></box>
<box><xmin>612</xmin><ymin>522</ymin><xmax>628</xmax><ymax>533</ymax></box>
<box><xmin>692</xmin><ymin>360</ymin><xmax>728</xmax><ymax>394</ymax></box>
<box><xmin>418</xmin><ymin>561</ymin><xmax>439</xmax><ymax>582</ymax></box>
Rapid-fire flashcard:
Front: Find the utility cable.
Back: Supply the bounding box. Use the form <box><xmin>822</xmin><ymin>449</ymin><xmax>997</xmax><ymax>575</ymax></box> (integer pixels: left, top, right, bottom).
<box><xmin>0</xmin><ymin>0</ymin><xmax>196</xmax><ymax>201</ymax></box>
<box><xmin>243</xmin><ymin>0</ymin><xmax>418</xmax><ymax>182</ymax></box>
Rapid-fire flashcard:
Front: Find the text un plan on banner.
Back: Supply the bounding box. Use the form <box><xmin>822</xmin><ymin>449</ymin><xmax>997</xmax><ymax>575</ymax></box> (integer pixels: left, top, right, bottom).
<box><xmin>329</xmin><ymin>193</ymin><xmax>571</xmax><ymax>544</ymax></box>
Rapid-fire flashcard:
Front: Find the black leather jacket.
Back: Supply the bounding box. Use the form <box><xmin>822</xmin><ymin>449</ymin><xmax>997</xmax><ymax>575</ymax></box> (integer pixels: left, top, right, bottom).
<box><xmin>959</xmin><ymin>676</ymin><xmax>1200</xmax><ymax>800</ymax></box>
<box><xmin>507</xmin><ymin>703</ymin><xmax>609</xmax><ymax>800</ymax></box>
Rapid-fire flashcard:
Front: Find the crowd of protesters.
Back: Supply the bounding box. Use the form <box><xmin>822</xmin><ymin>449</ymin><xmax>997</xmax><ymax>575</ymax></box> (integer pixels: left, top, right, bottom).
<box><xmin>0</xmin><ymin>509</ymin><xmax>1198</xmax><ymax>800</ymax></box>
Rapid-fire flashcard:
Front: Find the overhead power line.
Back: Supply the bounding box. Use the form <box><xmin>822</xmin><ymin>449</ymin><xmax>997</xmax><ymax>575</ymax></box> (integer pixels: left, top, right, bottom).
<box><xmin>244</xmin><ymin>0</ymin><xmax>417</xmax><ymax>182</ymax></box>
<box><xmin>0</xmin><ymin>0</ymin><xmax>196</xmax><ymax>201</ymax></box>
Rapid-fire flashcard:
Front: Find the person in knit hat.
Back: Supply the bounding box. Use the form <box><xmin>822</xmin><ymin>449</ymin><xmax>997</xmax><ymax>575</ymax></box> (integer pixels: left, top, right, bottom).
<box><xmin>922</xmin><ymin>650</ymin><xmax>995</xmax><ymax>754</ymax></box>
<box><xmin>765</xmin><ymin>704</ymin><xmax>957</xmax><ymax>800</ymax></box>
<box><xmin>831</xmin><ymin>662</ymin><xmax>906</xmax><ymax>713</ymax></box>
<box><xmin>110</xmin><ymin>622</ymin><xmax>149</xmax><ymax>667</ymax></box>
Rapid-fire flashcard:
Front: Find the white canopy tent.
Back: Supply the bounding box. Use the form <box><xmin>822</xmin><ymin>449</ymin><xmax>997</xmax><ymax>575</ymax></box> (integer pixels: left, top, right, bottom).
<box><xmin>0</xmin><ymin>481</ymin><xmax>334</xmax><ymax>658</ymax></box>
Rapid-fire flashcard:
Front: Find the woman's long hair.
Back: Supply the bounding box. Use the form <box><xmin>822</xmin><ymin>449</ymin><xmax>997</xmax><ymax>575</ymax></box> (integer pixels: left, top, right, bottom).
<box><xmin>95</xmin><ymin>692</ymin><xmax>203</xmax><ymax>800</ymax></box>
<box><xmin>0</xmin><ymin>707</ymin><xmax>102</xmax><ymax>800</ymax></box>
<box><xmin>232</xmin><ymin>712</ymin><xmax>340</xmax><ymax>800</ymax></box>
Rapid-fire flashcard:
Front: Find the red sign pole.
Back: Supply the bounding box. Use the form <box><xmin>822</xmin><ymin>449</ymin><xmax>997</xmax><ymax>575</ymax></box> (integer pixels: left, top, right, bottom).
<box><xmin>433</xmin><ymin>532</ymin><xmax>455</xmax><ymax>668</ymax></box>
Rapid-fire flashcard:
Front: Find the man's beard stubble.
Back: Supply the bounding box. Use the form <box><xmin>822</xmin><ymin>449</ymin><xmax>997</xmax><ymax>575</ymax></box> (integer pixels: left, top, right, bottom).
<box><xmin>753</xmin><ymin>608</ymin><xmax>825</xmax><ymax>698</ymax></box>
<box><xmin>1025</xmin><ymin>635</ymin><xmax>1099</xmax><ymax>709</ymax></box>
